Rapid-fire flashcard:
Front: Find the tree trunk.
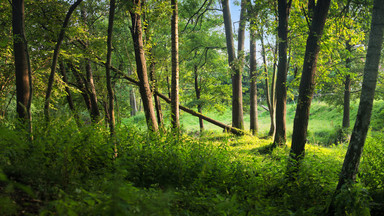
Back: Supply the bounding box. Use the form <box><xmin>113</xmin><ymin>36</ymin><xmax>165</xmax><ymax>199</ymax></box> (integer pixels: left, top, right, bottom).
<box><xmin>342</xmin><ymin>41</ymin><xmax>352</xmax><ymax>129</ymax></box>
<box><xmin>44</xmin><ymin>0</ymin><xmax>83</xmax><ymax>123</ymax></box>
<box><xmin>69</xmin><ymin>63</ymin><xmax>92</xmax><ymax>112</ymax></box>
<box><xmin>337</xmin><ymin>0</ymin><xmax>384</xmax><ymax>190</ymax></box>
<box><xmin>59</xmin><ymin>61</ymin><xmax>81</xmax><ymax>127</ymax></box>
<box><xmin>150</xmin><ymin>61</ymin><xmax>164</xmax><ymax>127</ymax></box>
<box><xmin>221</xmin><ymin>0</ymin><xmax>244</xmax><ymax>130</ymax></box>
<box><xmin>12</xmin><ymin>0</ymin><xmax>32</xmax><ymax>131</ymax></box>
<box><xmin>260</xmin><ymin>33</ymin><xmax>275</xmax><ymax>136</ymax></box>
<box><xmin>194</xmin><ymin>65</ymin><xmax>204</xmax><ymax>132</ymax></box>
<box><xmin>106</xmin><ymin>0</ymin><xmax>116</xmax><ymax>135</ymax></box>
<box><xmin>85</xmin><ymin>61</ymin><xmax>101</xmax><ymax>123</ymax></box>
<box><xmin>249</xmin><ymin>21</ymin><xmax>258</xmax><ymax>135</ymax></box>
<box><xmin>274</xmin><ymin>0</ymin><xmax>292</xmax><ymax>147</ymax></box>
<box><xmin>289</xmin><ymin>0</ymin><xmax>331</xmax><ymax>163</ymax></box>
<box><xmin>171</xmin><ymin>0</ymin><xmax>180</xmax><ymax>129</ymax></box>
<box><xmin>327</xmin><ymin>1</ymin><xmax>384</xmax><ymax>214</ymax></box>
<box><xmin>129</xmin><ymin>0</ymin><xmax>158</xmax><ymax>131</ymax></box>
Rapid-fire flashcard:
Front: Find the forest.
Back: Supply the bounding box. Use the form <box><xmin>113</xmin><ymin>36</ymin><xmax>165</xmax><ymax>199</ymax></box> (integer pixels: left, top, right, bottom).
<box><xmin>1</xmin><ymin>0</ymin><xmax>384</xmax><ymax>215</ymax></box>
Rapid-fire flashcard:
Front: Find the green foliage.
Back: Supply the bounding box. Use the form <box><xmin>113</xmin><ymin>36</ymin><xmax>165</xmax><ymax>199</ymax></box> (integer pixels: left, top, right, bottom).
<box><xmin>334</xmin><ymin>183</ymin><xmax>371</xmax><ymax>216</ymax></box>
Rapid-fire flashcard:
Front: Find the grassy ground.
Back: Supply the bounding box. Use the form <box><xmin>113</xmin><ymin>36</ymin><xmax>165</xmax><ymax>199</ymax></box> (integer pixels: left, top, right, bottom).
<box><xmin>1</xmin><ymin>100</ymin><xmax>384</xmax><ymax>215</ymax></box>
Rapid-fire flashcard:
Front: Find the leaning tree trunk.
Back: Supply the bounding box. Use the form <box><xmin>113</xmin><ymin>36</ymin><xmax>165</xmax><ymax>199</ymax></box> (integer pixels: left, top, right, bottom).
<box><xmin>105</xmin><ymin>0</ymin><xmax>116</xmax><ymax>135</ymax></box>
<box><xmin>12</xmin><ymin>0</ymin><xmax>32</xmax><ymax>131</ymax></box>
<box><xmin>171</xmin><ymin>0</ymin><xmax>180</xmax><ymax>129</ymax></box>
<box><xmin>327</xmin><ymin>1</ymin><xmax>384</xmax><ymax>214</ymax></box>
<box><xmin>221</xmin><ymin>0</ymin><xmax>244</xmax><ymax>130</ymax></box>
<box><xmin>249</xmin><ymin>21</ymin><xmax>258</xmax><ymax>135</ymax></box>
<box><xmin>289</xmin><ymin>0</ymin><xmax>331</xmax><ymax>164</ymax></box>
<box><xmin>44</xmin><ymin>0</ymin><xmax>83</xmax><ymax>123</ymax></box>
<box><xmin>274</xmin><ymin>0</ymin><xmax>292</xmax><ymax>147</ymax></box>
<box><xmin>336</xmin><ymin>0</ymin><xmax>384</xmax><ymax>191</ymax></box>
<box><xmin>129</xmin><ymin>0</ymin><xmax>158</xmax><ymax>131</ymax></box>
<box><xmin>69</xmin><ymin>63</ymin><xmax>92</xmax><ymax>112</ymax></box>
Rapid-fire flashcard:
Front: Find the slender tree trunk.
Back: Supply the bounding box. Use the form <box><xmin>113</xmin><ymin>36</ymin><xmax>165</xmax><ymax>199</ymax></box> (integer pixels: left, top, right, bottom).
<box><xmin>171</xmin><ymin>0</ymin><xmax>180</xmax><ymax>129</ymax></box>
<box><xmin>59</xmin><ymin>61</ymin><xmax>81</xmax><ymax>127</ymax></box>
<box><xmin>274</xmin><ymin>0</ymin><xmax>292</xmax><ymax>147</ymax></box>
<box><xmin>249</xmin><ymin>22</ymin><xmax>258</xmax><ymax>135</ymax></box>
<box><xmin>342</xmin><ymin>41</ymin><xmax>352</xmax><ymax>129</ymax></box>
<box><xmin>12</xmin><ymin>0</ymin><xmax>32</xmax><ymax>131</ymax></box>
<box><xmin>260</xmin><ymin>33</ymin><xmax>275</xmax><ymax>136</ymax></box>
<box><xmin>44</xmin><ymin>0</ymin><xmax>83</xmax><ymax>123</ymax></box>
<box><xmin>327</xmin><ymin>1</ymin><xmax>384</xmax><ymax>214</ymax></box>
<box><xmin>150</xmin><ymin>61</ymin><xmax>164</xmax><ymax>127</ymax></box>
<box><xmin>289</xmin><ymin>0</ymin><xmax>331</xmax><ymax>163</ymax></box>
<box><xmin>129</xmin><ymin>0</ymin><xmax>158</xmax><ymax>131</ymax></box>
<box><xmin>194</xmin><ymin>65</ymin><xmax>204</xmax><ymax>132</ymax></box>
<box><xmin>106</xmin><ymin>0</ymin><xmax>116</xmax><ymax>135</ymax></box>
<box><xmin>128</xmin><ymin>70</ymin><xmax>138</xmax><ymax>116</ymax></box>
<box><xmin>85</xmin><ymin>60</ymin><xmax>101</xmax><ymax>122</ymax></box>
<box><xmin>221</xmin><ymin>0</ymin><xmax>244</xmax><ymax>130</ymax></box>
<box><xmin>69</xmin><ymin>63</ymin><xmax>92</xmax><ymax>112</ymax></box>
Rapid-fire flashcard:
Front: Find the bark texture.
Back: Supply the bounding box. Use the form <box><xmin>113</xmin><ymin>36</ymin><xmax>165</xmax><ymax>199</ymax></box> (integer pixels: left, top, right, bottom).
<box><xmin>12</xmin><ymin>0</ymin><xmax>32</xmax><ymax>128</ymax></box>
<box><xmin>342</xmin><ymin>42</ymin><xmax>352</xmax><ymax>129</ymax></box>
<box><xmin>129</xmin><ymin>0</ymin><xmax>158</xmax><ymax>131</ymax></box>
<box><xmin>274</xmin><ymin>0</ymin><xmax>292</xmax><ymax>146</ymax></box>
<box><xmin>221</xmin><ymin>0</ymin><xmax>244</xmax><ymax>130</ymax></box>
<box><xmin>249</xmin><ymin>23</ymin><xmax>258</xmax><ymax>135</ymax></box>
<box><xmin>106</xmin><ymin>0</ymin><xmax>116</xmax><ymax>135</ymax></box>
<box><xmin>336</xmin><ymin>0</ymin><xmax>384</xmax><ymax>190</ymax></box>
<box><xmin>171</xmin><ymin>0</ymin><xmax>180</xmax><ymax>129</ymax></box>
<box><xmin>290</xmin><ymin>0</ymin><xmax>331</xmax><ymax>161</ymax></box>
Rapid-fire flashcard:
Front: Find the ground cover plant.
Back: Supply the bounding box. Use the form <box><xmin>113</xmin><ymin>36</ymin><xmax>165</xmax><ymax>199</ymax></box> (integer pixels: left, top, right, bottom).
<box><xmin>1</xmin><ymin>101</ymin><xmax>384</xmax><ymax>215</ymax></box>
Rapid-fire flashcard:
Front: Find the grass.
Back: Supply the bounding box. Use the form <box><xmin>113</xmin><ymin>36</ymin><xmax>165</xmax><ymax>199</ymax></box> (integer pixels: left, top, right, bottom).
<box><xmin>1</xmin><ymin>100</ymin><xmax>384</xmax><ymax>215</ymax></box>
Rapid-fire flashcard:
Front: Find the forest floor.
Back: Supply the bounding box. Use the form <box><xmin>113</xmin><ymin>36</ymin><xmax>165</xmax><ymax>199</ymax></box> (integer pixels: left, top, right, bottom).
<box><xmin>1</xmin><ymin>101</ymin><xmax>384</xmax><ymax>215</ymax></box>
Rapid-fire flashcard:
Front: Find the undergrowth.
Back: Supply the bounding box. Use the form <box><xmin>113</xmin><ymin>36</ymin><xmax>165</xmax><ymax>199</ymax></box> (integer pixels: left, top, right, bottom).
<box><xmin>0</xmin><ymin>106</ymin><xmax>384</xmax><ymax>215</ymax></box>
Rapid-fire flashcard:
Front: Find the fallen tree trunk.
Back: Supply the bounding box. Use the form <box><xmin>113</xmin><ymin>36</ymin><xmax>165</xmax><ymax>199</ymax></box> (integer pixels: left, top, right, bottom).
<box><xmin>104</xmin><ymin>64</ymin><xmax>245</xmax><ymax>135</ymax></box>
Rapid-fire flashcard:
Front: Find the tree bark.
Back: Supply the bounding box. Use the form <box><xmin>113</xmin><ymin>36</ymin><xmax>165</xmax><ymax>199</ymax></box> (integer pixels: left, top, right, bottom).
<box><xmin>171</xmin><ymin>0</ymin><xmax>180</xmax><ymax>129</ymax></box>
<box><xmin>12</xmin><ymin>0</ymin><xmax>32</xmax><ymax>130</ymax></box>
<box><xmin>336</xmin><ymin>0</ymin><xmax>384</xmax><ymax>190</ymax></box>
<box><xmin>221</xmin><ymin>0</ymin><xmax>244</xmax><ymax>130</ymax></box>
<box><xmin>194</xmin><ymin>65</ymin><xmax>204</xmax><ymax>132</ymax></box>
<box><xmin>327</xmin><ymin>1</ymin><xmax>384</xmax><ymax>214</ymax></box>
<box><xmin>106</xmin><ymin>0</ymin><xmax>116</xmax><ymax>135</ymax></box>
<box><xmin>274</xmin><ymin>0</ymin><xmax>292</xmax><ymax>147</ymax></box>
<box><xmin>85</xmin><ymin>61</ymin><xmax>101</xmax><ymax>123</ymax></box>
<box><xmin>249</xmin><ymin>21</ymin><xmax>258</xmax><ymax>135</ymax></box>
<box><xmin>342</xmin><ymin>41</ymin><xmax>352</xmax><ymax>129</ymax></box>
<box><xmin>44</xmin><ymin>0</ymin><xmax>83</xmax><ymax>123</ymax></box>
<box><xmin>129</xmin><ymin>0</ymin><xmax>158</xmax><ymax>131</ymax></box>
<box><xmin>289</xmin><ymin>0</ymin><xmax>331</xmax><ymax>162</ymax></box>
<box><xmin>150</xmin><ymin>61</ymin><xmax>164</xmax><ymax>127</ymax></box>
<box><xmin>260</xmin><ymin>33</ymin><xmax>275</xmax><ymax>136</ymax></box>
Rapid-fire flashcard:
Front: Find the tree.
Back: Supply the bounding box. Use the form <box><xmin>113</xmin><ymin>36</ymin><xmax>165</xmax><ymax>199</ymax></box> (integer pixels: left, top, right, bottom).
<box><xmin>273</xmin><ymin>0</ymin><xmax>292</xmax><ymax>146</ymax></box>
<box><xmin>221</xmin><ymin>0</ymin><xmax>245</xmax><ymax>130</ymax></box>
<box><xmin>249</xmin><ymin>19</ymin><xmax>258</xmax><ymax>135</ymax></box>
<box><xmin>129</xmin><ymin>0</ymin><xmax>159</xmax><ymax>131</ymax></box>
<box><xmin>171</xmin><ymin>0</ymin><xmax>180</xmax><ymax>129</ymax></box>
<box><xmin>44</xmin><ymin>0</ymin><xmax>83</xmax><ymax>123</ymax></box>
<box><xmin>289</xmin><ymin>0</ymin><xmax>331</xmax><ymax>163</ymax></box>
<box><xmin>12</xmin><ymin>0</ymin><xmax>32</xmax><ymax>131</ymax></box>
<box><xmin>336</xmin><ymin>0</ymin><xmax>384</xmax><ymax>194</ymax></box>
<box><xmin>105</xmin><ymin>0</ymin><xmax>116</xmax><ymax>135</ymax></box>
